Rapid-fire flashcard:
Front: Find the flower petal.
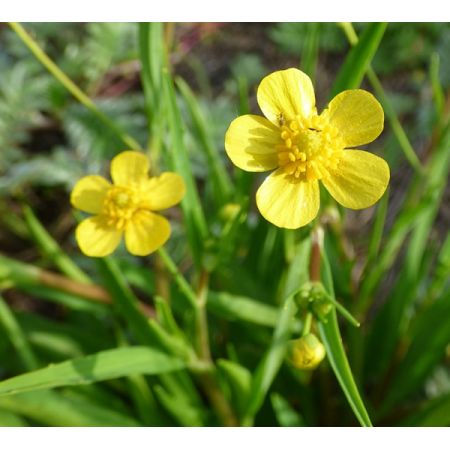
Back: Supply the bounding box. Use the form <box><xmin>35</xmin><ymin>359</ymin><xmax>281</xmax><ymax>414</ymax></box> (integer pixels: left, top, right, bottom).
<box><xmin>225</xmin><ymin>115</ymin><xmax>281</xmax><ymax>172</ymax></box>
<box><xmin>140</xmin><ymin>172</ymin><xmax>186</xmax><ymax>211</ymax></box>
<box><xmin>322</xmin><ymin>90</ymin><xmax>384</xmax><ymax>147</ymax></box>
<box><xmin>125</xmin><ymin>211</ymin><xmax>170</xmax><ymax>256</ymax></box>
<box><xmin>322</xmin><ymin>150</ymin><xmax>390</xmax><ymax>209</ymax></box>
<box><xmin>75</xmin><ymin>216</ymin><xmax>122</xmax><ymax>257</ymax></box>
<box><xmin>70</xmin><ymin>175</ymin><xmax>111</xmax><ymax>214</ymax></box>
<box><xmin>110</xmin><ymin>151</ymin><xmax>150</xmax><ymax>187</ymax></box>
<box><xmin>257</xmin><ymin>68</ymin><xmax>316</xmax><ymax>125</ymax></box>
<box><xmin>256</xmin><ymin>168</ymin><xmax>320</xmax><ymax>229</ymax></box>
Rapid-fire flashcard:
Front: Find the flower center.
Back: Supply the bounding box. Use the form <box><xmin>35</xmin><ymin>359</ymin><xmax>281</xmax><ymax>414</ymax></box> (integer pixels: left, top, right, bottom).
<box><xmin>103</xmin><ymin>186</ymin><xmax>139</xmax><ymax>230</ymax></box>
<box><xmin>277</xmin><ymin>115</ymin><xmax>343</xmax><ymax>182</ymax></box>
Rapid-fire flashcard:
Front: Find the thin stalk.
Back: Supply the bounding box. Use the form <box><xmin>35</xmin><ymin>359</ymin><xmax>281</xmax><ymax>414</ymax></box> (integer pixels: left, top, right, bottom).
<box><xmin>9</xmin><ymin>22</ymin><xmax>141</xmax><ymax>151</ymax></box>
<box><xmin>156</xmin><ymin>248</ymin><xmax>237</xmax><ymax>426</ymax></box>
<box><xmin>302</xmin><ymin>312</ymin><xmax>313</xmax><ymax>337</ymax></box>
<box><xmin>156</xmin><ymin>247</ymin><xmax>197</xmax><ymax>308</ymax></box>
<box><xmin>309</xmin><ymin>226</ymin><xmax>323</xmax><ymax>282</ymax></box>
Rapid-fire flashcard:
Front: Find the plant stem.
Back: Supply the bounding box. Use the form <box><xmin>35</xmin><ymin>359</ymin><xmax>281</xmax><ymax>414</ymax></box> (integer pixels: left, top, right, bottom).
<box><xmin>302</xmin><ymin>312</ymin><xmax>313</xmax><ymax>336</ymax></box>
<box><xmin>156</xmin><ymin>248</ymin><xmax>238</xmax><ymax>426</ymax></box>
<box><xmin>156</xmin><ymin>247</ymin><xmax>197</xmax><ymax>308</ymax></box>
<box><xmin>310</xmin><ymin>226</ymin><xmax>323</xmax><ymax>283</ymax></box>
<box><xmin>9</xmin><ymin>22</ymin><xmax>142</xmax><ymax>151</ymax></box>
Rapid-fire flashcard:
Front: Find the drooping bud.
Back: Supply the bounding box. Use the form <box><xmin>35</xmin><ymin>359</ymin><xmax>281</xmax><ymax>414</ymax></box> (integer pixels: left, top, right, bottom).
<box><xmin>288</xmin><ymin>333</ymin><xmax>326</xmax><ymax>370</ymax></box>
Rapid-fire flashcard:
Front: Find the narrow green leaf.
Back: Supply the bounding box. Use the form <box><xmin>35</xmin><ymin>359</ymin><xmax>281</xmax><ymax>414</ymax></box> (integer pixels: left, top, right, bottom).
<box><xmin>97</xmin><ymin>257</ymin><xmax>159</xmax><ymax>346</ymax></box>
<box><xmin>271</xmin><ymin>392</ymin><xmax>305</xmax><ymax>427</ymax></box>
<box><xmin>0</xmin><ymin>295</ymin><xmax>39</xmax><ymax>371</ymax></box>
<box><xmin>0</xmin><ymin>347</ymin><xmax>185</xmax><ymax>397</ymax></box>
<box><xmin>176</xmin><ymin>76</ymin><xmax>232</xmax><ymax>204</ymax></box>
<box><xmin>0</xmin><ymin>390</ymin><xmax>140</xmax><ymax>426</ymax></box>
<box><xmin>318</xmin><ymin>251</ymin><xmax>372</xmax><ymax>427</ymax></box>
<box><xmin>208</xmin><ymin>291</ymin><xmax>301</xmax><ymax>332</ymax></box>
<box><xmin>242</xmin><ymin>294</ymin><xmax>297</xmax><ymax>426</ymax></box>
<box><xmin>340</xmin><ymin>22</ymin><xmax>422</xmax><ymax>172</ymax></box>
<box><xmin>381</xmin><ymin>291</ymin><xmax>450</xmax><ymax>414</ymax></box>
<box><xmin>0</xmin><ymin>409</ymin><xmax>28</xmax><ymax>426</ymax></box>
<box><xmin>217</xmin><ymin>359</ymin><xmax>252</xmax><ymax>417</ymax></box>
<box><xmin>162</xmin><ymin>70</ymin><xmax>208</xmax><ymax>269</ymax></box>
<box><xmin>23</xmin><ymin>205</ymin><xmax>90</xmax><ymax>283</ymax></box>
<box><xmin>331</xmin><ymin>22</ymin><xmax>387</xmax><ymax>97</ymax></box>
<box><xmin>402</xmin><ymin>392</ymin><xmax>450</xmax><ymax>427</ymax></box>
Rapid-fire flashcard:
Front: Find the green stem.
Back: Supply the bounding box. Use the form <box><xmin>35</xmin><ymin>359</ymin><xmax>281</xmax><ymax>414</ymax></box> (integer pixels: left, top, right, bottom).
<box><xmin>302</xmin><ymin>312</ymin><xmax>313</xmax><ymax>336</ymax></box>
<box><xmin>156</xmin><ymin>247</ymin><xmax>197</xmax><ymax>309</ymax></box>
<box><xmin>9</xmin><ymin>22</ymin><xmax>141</xmax><ymax>151</ymax></box>
<box><xmin>323</xmin><ymin>292</ymin><xmax>360</xmax><ymax>328</ymax></box>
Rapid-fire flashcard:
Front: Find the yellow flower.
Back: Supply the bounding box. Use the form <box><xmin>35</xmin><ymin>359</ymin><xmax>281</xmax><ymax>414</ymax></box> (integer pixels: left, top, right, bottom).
<box><xmin>289</xmin><ymin>333</ymin><xmax>326</xmax><ymax>370</ymax></box>
<box><xmin>71</xmin><ymin>151</ymin><xmax>185</xmax><ymax>257</ymax></box>
<box><xmin>225</xmin><ymin>68</ymin><xmax>390</xmax><ymax>229</ymax></box>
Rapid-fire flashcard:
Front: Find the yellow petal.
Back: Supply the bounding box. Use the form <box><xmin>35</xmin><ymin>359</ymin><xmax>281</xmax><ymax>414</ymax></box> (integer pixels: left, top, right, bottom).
<box><xmin>256</xmin><ymin>168</ymin><xmax>320</xmax><ymax>229</ymax></box>
<box><xmin>257</xmin><ymin>68</ymin><xmax>316</xmax><ymax>125</ymax></box>
<box><xmin>75</xmin><ymin>216</ymin><xmax>122</xmax><ymax>257</ymax></box>
<box><xmin>225</xmin><ymin>115</ymin><xmax>280</xmax><ymax>172</ymax></box>
<box><xmin>110</xmin><ymin>151</ymin><xmax>150</xmax><ymax>187</ymax></box>
<box><xmin>322</xmin><ymin>150</ymin><xmax>390</xmax><ymax>209</ymax></box>
<box><xmin>141</xmin><ymin>172</ymin><xmax>186</xmax><ymax>211</ymax></box>
<box><xmin>322</xmin><ymin>90</ymin><xmax>384</xmax><ymax>147</ymax></box>
<box><xmin>70</xmin><ymin>175</ymin><xmax>110</xmax><ymax>214</ymax></box>
<box><xmin>125</xmin><ymin>211</ymin><xmax>170</xmax><ymax>256</ymax></box>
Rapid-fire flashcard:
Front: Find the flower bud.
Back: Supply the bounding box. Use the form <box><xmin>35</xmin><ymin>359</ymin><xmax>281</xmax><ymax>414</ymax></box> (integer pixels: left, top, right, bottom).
<box><xmin>288</xmin><ymin>333</ymin><xmax>326</xmax><ymax>370</ymax></box>
<box><xmin>311</xmin><ymin>298</ymin><xmax>333</xmax><ymax>322</ymax></box>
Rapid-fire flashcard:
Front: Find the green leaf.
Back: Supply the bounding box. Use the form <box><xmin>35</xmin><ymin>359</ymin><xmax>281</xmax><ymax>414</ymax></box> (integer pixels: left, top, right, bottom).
<box><xmin>97</xmin><ymin>257</ymin><xmax>160</xmax><ymax>346</ymax></box>
<box><xmin>318</xmin><ymin>251</ymin><xmax>372</xmax><ymax>427</ymax></box>
<box><xmin>176</xmin><ymin>76</ymin><xmax>232</xmax><ymax>205</ymax></box>
<box><xmin>402</xmin><ymin>392</ymin><xmax>450</xmax><ymax>427</ymax></box>
<box><xmin>271</xmin><ymin>392</ymin><xmax>304</xmax><ymax>427</ymax></box>
<box><xmin>162</xmin><ymin>69</ymin><xmax>208</xmax><ymax>269</ymax></box>
<box><xmin>0</xmin><ymin>347</ymin><xmax>185</xmax><ymax>397</ymax></box>
<box><xmin>0</xmin><ymin>295</ymin><xmax>39</xmax><ymax>370</ymax></box>
<box><xmin>217</xmin><ymin>359</ymin><xmax>252</xmax><ymax>417</ymax></box>
<box><xmin>23</xmin><ymin>205</ymin><xmax>90</xmax><ymax>283</ymax></box>
<box><xmin>242</xmin><ymin>294</ymin><xmax>297</xmax><ymax>426</ymax></box>
<box><xmin>331</xmin><ymin>23</ymin><xmax>387</xmax><ymax>97</ymax></box>
<box><xmin>0</xmin><ymin>409</ymin><xmax>28</xmax><ymax>426</ymax></box>
<box><xmin>0</xmin><ymin>390</ymin><xmax>140</xmax><ymax>426</ymax></box>
<box><xmin>208</xmin><ymin>291</ymin><xmax>301</xmax><ymax>332</ymax></box>
<box><xmin>381</xmin><ymin>290</ymin><xmax>450</xmax><ymax>414</ymax></box>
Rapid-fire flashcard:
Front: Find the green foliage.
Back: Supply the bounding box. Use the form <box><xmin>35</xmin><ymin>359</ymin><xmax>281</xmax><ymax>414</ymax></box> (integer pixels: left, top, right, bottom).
<box><xmin>0</xmin><ymin>22</ymin><xmax>448</xmax><ymax>427</ymax></box>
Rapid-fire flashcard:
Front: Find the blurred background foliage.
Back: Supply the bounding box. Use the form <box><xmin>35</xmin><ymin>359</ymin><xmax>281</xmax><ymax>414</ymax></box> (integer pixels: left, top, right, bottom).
<box><xmin>0</xmin><ymin>22</ymin><xmax>449</xmax><ymax>427</ymax></box>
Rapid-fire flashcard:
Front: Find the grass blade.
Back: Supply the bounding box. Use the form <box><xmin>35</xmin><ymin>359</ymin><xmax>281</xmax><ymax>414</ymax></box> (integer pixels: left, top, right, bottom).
<box><xmin>176</xmin><ymin>76</ymin><xmax>232</xmax><ymax>204</ymax></box>
<box><xmin>0</xmin><ymin>295</ymin><xmax>39</xmax><ymax>371</ymax></box>
<box><xmin>162</xmin><ymin>70</ymin><xmax>208</xmax><ymax>269</ymax></box>
<box><xmin>318</xmin><ymin>250</ymin><xmax>372</xmax><ymax>427</ymax></box>
<box><xmin>331</xmin><ymin>22</ymin><xmax>387</xmax><ymax>97</ymax></box>
<box><xmin>241</xmin><ymin>294</ymin><xmax>297</xmax><ymax>426</ymax></box>
<box><xmin>0</xmin><ymin>347</ymin><xmax>184</xmax><ymax>397</ymax></box>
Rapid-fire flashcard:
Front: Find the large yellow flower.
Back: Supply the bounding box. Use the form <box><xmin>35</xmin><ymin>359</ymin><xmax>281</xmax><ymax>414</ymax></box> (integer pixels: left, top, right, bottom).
<box><xmin>71</xmin><ymin>151</ymin><xmax>185</xmax><ymax>257</ymax></box>
<box><xmin>225</xmin><ymin>68</ymin><xmax>390</xmax><ymax>229</ymax></box>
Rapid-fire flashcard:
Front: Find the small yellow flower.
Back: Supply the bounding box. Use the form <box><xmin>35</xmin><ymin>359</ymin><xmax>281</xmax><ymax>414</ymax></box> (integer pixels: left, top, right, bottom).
<box><xmin>71</xmin><ymin>151</ymin><xmax>185</xmax><ymax>257</ymax></box>
<box><xmin>225</xmin><ymin>68</ymin><xmax>390</xmax><ymax>229</ymax></box>
<box><xmin>289</xmin><ymin>333</ymin><xmax>326</xmax><ymax>370</ymax></box>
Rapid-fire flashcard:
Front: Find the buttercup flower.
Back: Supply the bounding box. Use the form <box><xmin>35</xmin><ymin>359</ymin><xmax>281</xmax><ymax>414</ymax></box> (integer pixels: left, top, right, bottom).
<box><xmin>71</xmin><ymin>151</ymin><xmax>185</xmax><ymax>257</ymax></box>
<box><xmin>225</xmin><ymin>68</ymin><xmax>390</xmax><ymax>228</ymax></box>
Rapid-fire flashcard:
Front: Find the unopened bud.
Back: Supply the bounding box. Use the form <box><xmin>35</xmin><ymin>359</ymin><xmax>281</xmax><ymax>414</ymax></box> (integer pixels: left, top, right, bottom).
<box><xmin>311</xmin><ymin>298</ymin><xmax>333</xmax><ymax>322</ymax></box>
<box><xmin>288</xmin><ymin>333</ymin><xmax>326</xmax><ymax>370</ymax></box>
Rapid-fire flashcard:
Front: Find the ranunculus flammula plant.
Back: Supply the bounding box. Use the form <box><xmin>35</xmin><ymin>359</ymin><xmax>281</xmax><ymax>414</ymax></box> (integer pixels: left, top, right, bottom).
<box><xmin>71</xmin><ymin>151</ymin><xmax>185</xmax><ymax>257</ymax></box>
<box><xmin>225</xmin><ymin>68</ymin><xmax>390</xmax><ymax>228</ymax></box>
